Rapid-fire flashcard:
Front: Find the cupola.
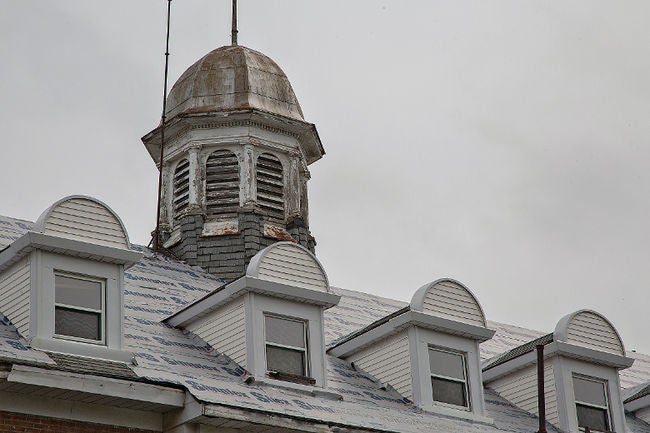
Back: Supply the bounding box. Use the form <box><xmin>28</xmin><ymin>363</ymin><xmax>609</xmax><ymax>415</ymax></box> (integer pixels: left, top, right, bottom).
<box><xmin>142</xmin><ymin>45</ymin><xmax>325</xmax><ymax>281</ymax></box>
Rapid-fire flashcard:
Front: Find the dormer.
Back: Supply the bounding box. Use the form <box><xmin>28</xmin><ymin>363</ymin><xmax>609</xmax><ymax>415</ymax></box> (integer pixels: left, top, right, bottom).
<box><xmin>483</xmin><ymin>310</ymin><xmax>634</xmax><ymax>433</ymax></box>
<box><xmin>624</xmin><ymin>382</ymin><xmax>650</xmax><ymax>424</ymax></box>
<box><xmin>328</xmin><ymin>278</ymin><xmax>495</xmax><ymax>422</ymax></box>
<box><xmin>165</xmin><ymin>242</ymin><xmax>340</xmax><ymax>388</ymax></box>
<box><xmin>0</xmin><ymin>196</ymin><xmax>142</xmax><ymax>362</ymax></box>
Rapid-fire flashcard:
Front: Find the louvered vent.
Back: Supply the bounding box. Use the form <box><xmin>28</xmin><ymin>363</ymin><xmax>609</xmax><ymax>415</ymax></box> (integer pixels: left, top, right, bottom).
<box><xmin>205</xmin><ymin>150</ymin><xmax>240</xmax><ymax>217</ymax></box>
<box><xmin>173</xmin><ymin>158</ymin><xmax>190</xmax><ymax>216</ymax></box>
<box><xmin>256</xmin><ymin>153</ymin><xmax>284</xmax><ymax>220</ymax></box>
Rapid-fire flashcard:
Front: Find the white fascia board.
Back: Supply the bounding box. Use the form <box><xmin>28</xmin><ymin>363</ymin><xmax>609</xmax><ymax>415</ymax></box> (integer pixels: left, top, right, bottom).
<box><xmin>625</xmin><ymin>393</ymin><xmax>650</xmax><ymax>412</ymax></box>
<box><xmin>551</xmin><ymin>341</ymin><xmax>634</xmax><ymax>369</ymax></box>
<box><xmin>30</xmin><ymin>337</ymin><xmax>135</xmax><ymax>364</ymax></box>
<box><xmin>405</xmin><ymin>311</ymin><xmax>495</xmax><ymax>341</ymax></box>
<box><xmin>167</xmin><ymin>276</ymin><xmax>340</xmax><ymax>328</ymax></box>
<box><xmin>0</xmin><ymin>232</ymin><xmax>143</xmax><ymax>273</ymax></box>
<box><xmin>203</xmin><ymin>403</ymin><xmax>379</xmax><ymax>433</ymax></box>
<box><xmin>482</xmin><ymin>341</ymin><xmax>634</xmax><ymax>384</ymax></box>
<box><xmin>328</xmin><ymin>311</ymin><xmax>495</xmax><ymax>358</ymax></box>
<box><xmin>8</xmin><ymin>364</ymin><xmax>185</xmax><ymax>408</ymax></box>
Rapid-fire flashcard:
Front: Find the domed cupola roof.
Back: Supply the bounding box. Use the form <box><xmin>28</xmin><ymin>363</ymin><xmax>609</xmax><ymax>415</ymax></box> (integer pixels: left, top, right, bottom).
<box><xmin>165</xmin><ymin>45</ymin><xmax>304</xmax><ymax>121</ymax></box>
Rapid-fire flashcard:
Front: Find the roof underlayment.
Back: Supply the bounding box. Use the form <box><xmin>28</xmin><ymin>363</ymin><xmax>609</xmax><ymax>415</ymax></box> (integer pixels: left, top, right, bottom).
<box><xmin>0</xmin><ymin>214</ymin><xmax>649</xmax><ymax>432</ymax></box>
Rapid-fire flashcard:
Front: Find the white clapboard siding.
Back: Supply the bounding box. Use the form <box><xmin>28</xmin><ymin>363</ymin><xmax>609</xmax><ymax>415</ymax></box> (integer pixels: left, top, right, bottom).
<box><xmin>187</xmin><ymin>298</ymin><xmax>247</xmax><ymax>368</ymax></box>
<box><xmin>0</xmin><ymin>257</ymin><xmax>31</xmax><ymax>339</ymax></box>
<box><xmin>256</xmin><ymin>244</ymin><xmax>327</xmax><ymax>292</ymax></box>
<box><xmin>347</xmin><ymin>331</ymin><xmax>413</xmax><ymax>399</ymax></box>
<box><xmin>489</xmin><ymin>360</ymin><xmax>559</xmax><ymax>427</ymax></box>
<box><xmin>43</xmin><ymin>198</ymin><xmax>128</xmax><ymax>249</ymax></box>
<box><xmin>565</xmin><ymin>311</ymin><xmax>624</xmax><ymax>355</ymax></box>
<box><xmin>422</xmin><ymin>281</ymin><xmax>485</xmax><ymax>326</ymax></box>
<box><xmin>636</xmin><ymin>407</ymin><xmax>650</xmax><ymax>424</ymax></box>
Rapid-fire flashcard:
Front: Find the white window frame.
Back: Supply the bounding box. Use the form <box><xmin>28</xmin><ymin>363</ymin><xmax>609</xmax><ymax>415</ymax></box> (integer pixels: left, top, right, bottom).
<box><xmin>573</xmin><ymin>375</ymin><xmax>612</xmax><ymax>433</ymax></box>
<box><xmin>53</xmin><ymin>271</ymin><xmax>106</xmax><ymax>345</ymax></box>
<box><xmin>263</xmin><ymin>313</ymin><xmax>310</xmax><ymax>378</ymax></box>
<box><xmin>429</xmin><ymin>346</ymin><xmax>471</xmax><ymax>410</ymax></box>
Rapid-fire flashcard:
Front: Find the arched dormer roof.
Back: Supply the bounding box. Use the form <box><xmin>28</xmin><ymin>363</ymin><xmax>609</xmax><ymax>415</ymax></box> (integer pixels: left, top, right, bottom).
<box><xmin>34</xmin><ymin>195</ymin><xmax>130</xmax><ymax>249</ymax></box>
<box><xmin>410</xmin><ymin>278</ymin><xmax>487</xmax><ymax>327</ymax></box>
<box><xmin>554</xmin><ymin>309</ymin><xmax>625</xmax><ymax>356</ymax></box>
<box><xmin>246</xmin><ymin>241</ymin><xmax>329</xmax><ymax>292</ymax></box>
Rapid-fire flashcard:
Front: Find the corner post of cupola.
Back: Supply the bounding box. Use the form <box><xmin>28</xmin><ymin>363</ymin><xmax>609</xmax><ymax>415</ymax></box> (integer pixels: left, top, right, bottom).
<box><xmin>241</xmin><ymin>144</ymin><xmax>256</xmax><ymax>208</ymax></box>
<box><xmin>159</xmin><ymin>161</ymin><xmax>171</xmax><ymax>230</ymax></box>
<box><xmin>187</xmin><ymin>145</ymin><xmax>203</xmax><ymax>212</ymax></box>
<box><xmin>286</xmin><ymin>156</ymin><xmax>301</xmax><ymax>219</ymax></box>
<box><xmin>299</xmin><ymin>169</ymin><xmax>310</xmax><ymax>226</ymax></box>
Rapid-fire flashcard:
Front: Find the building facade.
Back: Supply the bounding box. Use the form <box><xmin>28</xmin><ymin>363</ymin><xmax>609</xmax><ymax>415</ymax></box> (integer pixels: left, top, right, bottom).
<box><xmin>0</xmin><ymin>41</ymin><xmax>649</xmax><ymax>433</ymax></box>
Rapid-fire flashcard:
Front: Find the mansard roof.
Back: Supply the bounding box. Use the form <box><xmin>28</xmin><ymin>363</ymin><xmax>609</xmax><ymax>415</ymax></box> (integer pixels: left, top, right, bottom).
<box><xmin>0</xmin><ymin>214</ymin><xmax>649</xmax><ymax>432</ymax></box>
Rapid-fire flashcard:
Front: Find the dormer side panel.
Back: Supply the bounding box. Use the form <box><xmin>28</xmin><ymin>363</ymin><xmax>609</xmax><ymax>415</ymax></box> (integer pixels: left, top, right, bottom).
<box><xmin>411</xmin><ymin>279</ymin><xmax>486</xmax><ymax>327</ymax></box>
<box><xmin>38</xmin><ymin>197</ymin><xmax>129</xmax><ymax>249</ymax></box>
<box><xmin>185</xmin><ymin>297</ymin><xmax>247</xmax><ymax>368</ymax></box>
<box><xmin>636</xmin><ymin>407</ymin><xmax>650</xmax><ymax>423</ymax></box>
<box><xmin>345</xmin><ymin>330</ymin><xmax>413</xmax><ymax>399</ymax></box>
<box><xmin>251</xmin><ymin>243</ymin><xmax>328</xmax><ymax>292</ymax></box>
<box><xmin>487</xmin><ymin>358</ymin><xmax>559</xmax><ymax>427</ymax></box>
<box><xmin>0</xmin><ymin>256</ymin><xmax>31</xmax><ymax>339</ymax></box>
<box><xmin>564</xmin><ymin>312</ymin><xmax>624</xmax><ymax>355</ymax></box>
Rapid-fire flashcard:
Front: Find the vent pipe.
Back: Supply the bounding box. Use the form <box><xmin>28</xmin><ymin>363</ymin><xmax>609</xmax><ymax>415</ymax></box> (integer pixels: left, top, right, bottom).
<box><xmin>536</xmin><ymin>344</ymin><xmax>547</xmax><ymax>433</ymax></box>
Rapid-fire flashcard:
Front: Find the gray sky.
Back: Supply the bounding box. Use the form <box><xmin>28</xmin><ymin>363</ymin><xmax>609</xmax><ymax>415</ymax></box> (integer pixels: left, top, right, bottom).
<box><xmin>1</xmin><ymin>1</ymin><xmax>649</xmax><ymax>353</ymax></box>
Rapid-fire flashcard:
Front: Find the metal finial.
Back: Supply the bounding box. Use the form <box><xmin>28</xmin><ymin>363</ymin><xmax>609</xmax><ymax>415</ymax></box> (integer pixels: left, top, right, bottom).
<box><xmin>231</xmin><ymin>0</ymin><xmax>238</xmax><ymax>46</ymax></box>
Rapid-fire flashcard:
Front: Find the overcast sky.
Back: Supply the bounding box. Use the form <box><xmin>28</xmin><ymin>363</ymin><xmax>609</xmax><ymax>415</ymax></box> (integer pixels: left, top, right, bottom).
<box><xmin>1</xmin><ymin>1</ymin><xmax>649</xmax><ymax>353</ymax></box>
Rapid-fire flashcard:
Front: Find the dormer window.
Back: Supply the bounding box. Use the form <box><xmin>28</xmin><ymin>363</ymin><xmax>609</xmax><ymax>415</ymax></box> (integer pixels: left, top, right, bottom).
<box><xmin>265</xmin><ymin>314</ymin><xmax>310</xmax><ymax>380</ymax></box>
<box><xmin>429</xmin><ymin>347</ymin><xmax>469</xmax><ymax>409</ymax></box>
<box><xmin>165</xmin><ymin>242</ymin><xmax>339</xmax><ymax>389</ymax></box>
<box><xmin>483</xmin><ymin>309</ymin><xmax>633</xmax><ymax>433</ymax></box>
<box><xmin>0</xmin><ymin>196</ymin><xmax>142</xmax><ymax>363</ymax></box>
<box><xmin>328</xmin><ymin>278</ymin><xmax>494</xmax><ymax>422</ymax></box>
<box><xmin>54</xmin><ymin>272</ymin><xmax>105</xmax><ymax>344</ymax></box>
<box><xmin>573</xmin><ymin>376</ymin><xmax>611</xmax><ymax>432</ymax></box>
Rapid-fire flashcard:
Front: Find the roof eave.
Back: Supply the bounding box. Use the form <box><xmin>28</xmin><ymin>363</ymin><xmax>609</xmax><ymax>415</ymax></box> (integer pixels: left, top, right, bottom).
<box><xmin>166</xmin><ymin>276</ymin><xmax>340</xmax><ymax>328</ymax></box>
<box><xmin>328</xmin><ymin>310</ymin><xmax>495</xmax><ymax>358</ymax></box>
<box><xmin>0</xmin><ymin>232</ymin><xmax>143</xmax><ymax>274</ymax></box>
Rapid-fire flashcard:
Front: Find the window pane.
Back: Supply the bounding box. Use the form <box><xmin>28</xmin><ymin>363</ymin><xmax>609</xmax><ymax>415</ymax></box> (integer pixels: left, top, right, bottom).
<box><xmin>266</xmin><ymin>345</ymin><xmax>305</xmax><ymax>376</ymax></box>
<box><xmin>431</xmin><ymin>377</ymin><xmax>467</xmax><ymax>407</ymax></box>
<box><xmin>55</xmin><ymin>275</ymin><xmax>102</xmax><ymax>310</ymax></box>
<box><xmin>573</xmin><ymin>377</ymin><xmax>607</xmax><ymax>406</ymax></box>
<box><xmin>577</xmin><ymin>404</ymin><xmax>609</xmax><ymax>432</ymax></box>
<box><xmin>55</xmin><ymin>307</ymin><xmax>101</xmax><ymax>341</ymax></box>
<box><xmin>265</xmin><ymin>316</ymin><xmax>305</xmax><ymax>348</ymax></box>
<box><xmin>429</xmin><ymin>349</ymin><xmax>465</xmax><ymax>380</ymax></box>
